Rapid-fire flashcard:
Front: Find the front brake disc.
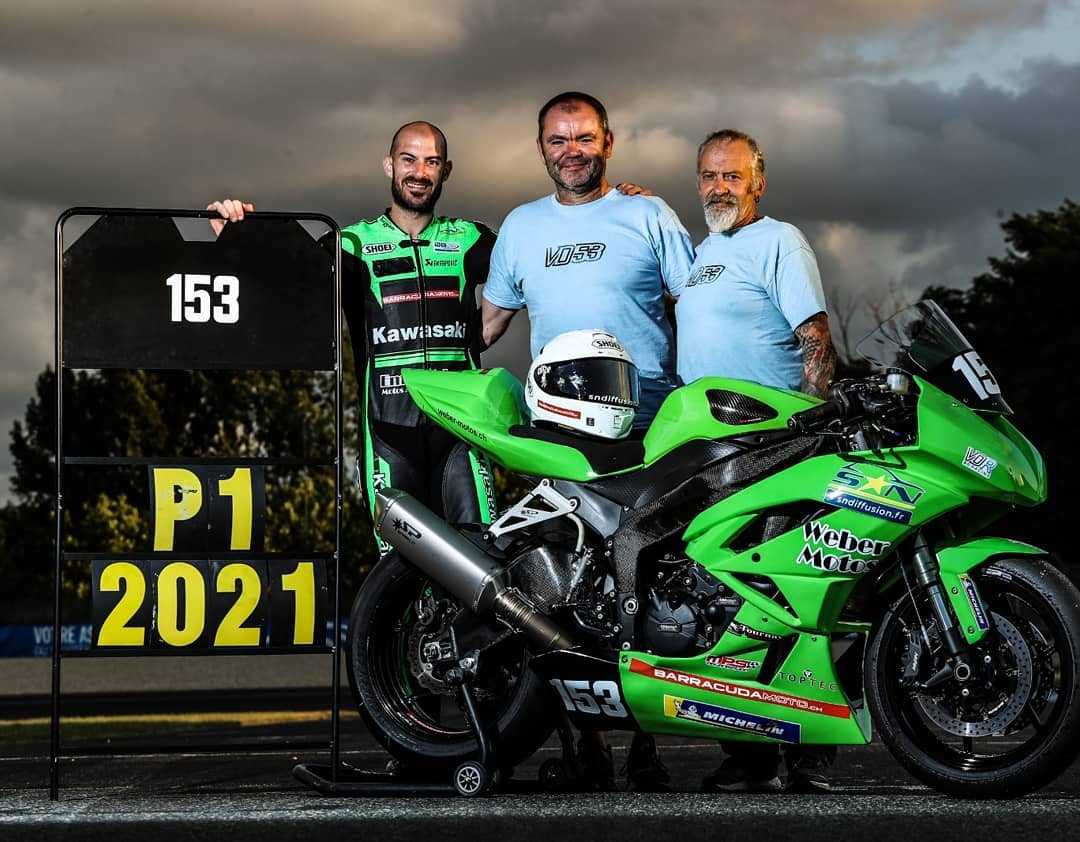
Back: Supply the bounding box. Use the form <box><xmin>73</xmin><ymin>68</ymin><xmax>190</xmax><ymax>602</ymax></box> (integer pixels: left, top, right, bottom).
<box><xmin>914</xmin><ymin>612</ymin><xmax>1034</xmax><ymax>737</ymax></box>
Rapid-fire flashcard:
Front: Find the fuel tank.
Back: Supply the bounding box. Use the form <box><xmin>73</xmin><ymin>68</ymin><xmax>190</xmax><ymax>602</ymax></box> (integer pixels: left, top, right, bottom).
<box><xmin>403</xmin><ymin>368</ymin><xmax>820</xmax><ymax>481</ymax></box>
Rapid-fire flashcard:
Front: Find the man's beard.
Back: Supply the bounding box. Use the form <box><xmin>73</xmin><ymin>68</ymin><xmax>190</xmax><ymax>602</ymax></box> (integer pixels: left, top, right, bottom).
<box><xmin>546</xmin><ymin>154</ymin><xmax>604</xmax><ymax>195</ymax></box>
<box><xmin>391</xmin><ymin>176</ymin><xmax>443</xmax><ymax>213</ymax></box>
<box><xmin>703</xmin><ymin>194</ymin><xmax>741</xmax><ymax>232</ymax></box>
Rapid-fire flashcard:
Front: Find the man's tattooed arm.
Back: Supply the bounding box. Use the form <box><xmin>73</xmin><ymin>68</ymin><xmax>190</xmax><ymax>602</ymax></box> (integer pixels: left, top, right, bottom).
<box><xmin>795</xmin><ymin>312</ymin><xmax>837</xmax><ymax>399</ymax></box>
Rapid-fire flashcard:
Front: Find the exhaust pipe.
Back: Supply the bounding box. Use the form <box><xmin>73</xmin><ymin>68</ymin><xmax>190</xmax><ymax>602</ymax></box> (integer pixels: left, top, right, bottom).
<box><xmin>374</xmin><ymin>488</ymin><xmax>577</xmax><ymax>651</ymax></box>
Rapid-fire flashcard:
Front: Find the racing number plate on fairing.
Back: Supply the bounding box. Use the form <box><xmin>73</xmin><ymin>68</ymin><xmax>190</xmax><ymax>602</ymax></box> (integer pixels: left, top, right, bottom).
<box><xmin>530</xmin><ymin>650</ymin><xmax>639</xmax><ymax>730</ymax></box>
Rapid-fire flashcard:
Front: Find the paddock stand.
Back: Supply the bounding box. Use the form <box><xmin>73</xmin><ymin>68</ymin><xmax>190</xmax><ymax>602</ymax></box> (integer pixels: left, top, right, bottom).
<box><xmin>294</xmin><ymin>648</ymin><xmax>504</xmax><ymax>798</ymax></box>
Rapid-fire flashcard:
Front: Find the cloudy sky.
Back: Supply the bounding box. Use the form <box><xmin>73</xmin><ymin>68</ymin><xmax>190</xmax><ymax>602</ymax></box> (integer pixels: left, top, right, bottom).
<box><xmin>2</xmin><ymin>0</ymin><xmax>1080</xmax><ymax>498</ymax></box>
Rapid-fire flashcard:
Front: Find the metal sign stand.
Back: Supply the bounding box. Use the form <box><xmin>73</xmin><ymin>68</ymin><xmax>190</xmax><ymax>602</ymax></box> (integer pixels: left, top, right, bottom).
<box><xmin>51</xmin><ymin>208</ymin><xmax>343</xmax><ymax>800</ymax></box>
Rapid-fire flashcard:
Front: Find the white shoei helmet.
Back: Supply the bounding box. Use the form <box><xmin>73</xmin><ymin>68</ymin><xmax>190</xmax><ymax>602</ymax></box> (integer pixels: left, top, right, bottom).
<box><xmin>525</xmin><ymin>329</ymin><xmax>640</xmax><ymax>439</ymax></box>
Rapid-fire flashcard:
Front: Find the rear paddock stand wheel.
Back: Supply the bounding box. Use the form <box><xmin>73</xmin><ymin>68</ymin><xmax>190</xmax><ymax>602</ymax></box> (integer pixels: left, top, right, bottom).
<box><xmin>453</xmin><ymin>760</ymin><xmax>492</xmax><ymax>797</ymax></box>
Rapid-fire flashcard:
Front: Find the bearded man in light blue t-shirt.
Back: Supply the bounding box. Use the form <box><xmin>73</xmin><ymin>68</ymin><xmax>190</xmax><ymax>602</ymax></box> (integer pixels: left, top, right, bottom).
<box><xmin>481</xmin><ymin>91</ymin><xmax>694</xmax><ymax>428</ymax></box>
<box><xmin>676</xmin><ymin>129</ymin><xmax>836</xmax><ymax>398</ymax></box>
<box><xmin>681</xmin><ymin>129</ymin><xmax>839</xmax><ymax>795</ymax></box>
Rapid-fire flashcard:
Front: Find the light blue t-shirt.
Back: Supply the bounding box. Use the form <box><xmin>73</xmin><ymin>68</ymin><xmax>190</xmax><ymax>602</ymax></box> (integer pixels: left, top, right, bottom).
<box><xmin>484</xmin><ymin>190</ymin><xmax>693</xmax><ymax>422</ymax></box>
<box><xmin>675</xmin><ymin>217</ymin><xmax>826</xmax><ymax>389</ymax></box>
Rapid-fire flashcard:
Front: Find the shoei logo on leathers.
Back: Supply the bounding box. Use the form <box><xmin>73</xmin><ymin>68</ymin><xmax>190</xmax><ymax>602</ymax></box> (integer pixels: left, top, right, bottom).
<box><xmin>544</xmin><ymin>242</ymin><xmax>606</xmax><ymax>267</ymax></box>
<box><xmin>371</xmin><ymin>322</ymin><xmax>467</xmax><ymax>344</ymax></box>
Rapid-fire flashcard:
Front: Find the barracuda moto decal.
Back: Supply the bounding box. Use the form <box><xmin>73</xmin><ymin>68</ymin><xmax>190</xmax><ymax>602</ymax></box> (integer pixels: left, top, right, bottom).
<box><xmin>630</xmin><ymin>659</ymin><xmax>850</xmax><ymax>718</ymax></box>
<box><xmin>663</xmin><ymin>695</ymin><xmax>801</xmax><ymax>743</ymax></box>
<box><xmin>824</xmin><ymin>463</ymin><xmax>925</xmax><ymax>524</ymax></box>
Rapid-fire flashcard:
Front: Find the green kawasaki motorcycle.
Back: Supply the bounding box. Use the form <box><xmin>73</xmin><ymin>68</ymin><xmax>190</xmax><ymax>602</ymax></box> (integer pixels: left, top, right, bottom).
<box><xmin>346</xmin><ymin>300</ymin><xmax>1080</xmax><ymax>797</ymax></box>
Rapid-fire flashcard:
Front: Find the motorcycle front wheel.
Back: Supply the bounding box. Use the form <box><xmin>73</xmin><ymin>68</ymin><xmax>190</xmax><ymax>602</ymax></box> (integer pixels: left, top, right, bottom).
<box><xmin>346</xmin><ymin>554</ymin><xmax>555</xmax><ymax>775</ymax></box>
<box><xmin>866</xmin><ymin>557</ymin><xmax>1080</xmax><ymax>797</ymax></box>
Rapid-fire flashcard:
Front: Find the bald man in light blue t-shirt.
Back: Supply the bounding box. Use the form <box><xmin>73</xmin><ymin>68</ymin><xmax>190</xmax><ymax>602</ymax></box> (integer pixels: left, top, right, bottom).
<box><xmin>482</xmin><ymin>91</ymin><xmax>692</xmax><ymax>793</ymax></box>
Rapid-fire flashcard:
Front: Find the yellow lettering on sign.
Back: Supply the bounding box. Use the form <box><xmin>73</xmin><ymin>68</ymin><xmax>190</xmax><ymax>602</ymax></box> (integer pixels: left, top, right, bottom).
<box><xmin>214</xmin><ymin>563</ymin><xmax>262</xmax><ymax>646</ymax></box>
<box><xmin>217</xmin><ymin>468</ymin><xmax>253</xmax><ymax>550</ymax></box>
<box><xmin>280</xmin><ymin>562</ymin><xmax>316</xmax><ymax>645</ymax></box>
<box><xmin>152</xmin><ymin>468</ymin><xmax>203</xmax><ymax>551</ymax></box>
<box><xmin>97</xmin><ymin>562</ymin><xmax>146</xmax><ymax>646</ymax></box>
<box><xmin>157</xmin><ymin>562</ymin><xmax>206</xmax><ymax>646</ymax></box>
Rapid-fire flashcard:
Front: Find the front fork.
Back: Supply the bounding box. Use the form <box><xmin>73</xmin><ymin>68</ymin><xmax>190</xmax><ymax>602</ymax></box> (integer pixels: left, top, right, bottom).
<box><xmin>903</xmin><ymin>531</ymin><xmax>980</xmax><ymax>690</ymax></box>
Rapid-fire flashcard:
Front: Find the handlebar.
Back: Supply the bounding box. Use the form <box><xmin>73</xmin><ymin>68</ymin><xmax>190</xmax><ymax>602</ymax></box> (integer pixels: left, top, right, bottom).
<box><xmin>787</xmin><ymin>376</ymin><xmax>915</xmax><ymax>438</ymax></box>
<box><xmin>788</xmin><ymin>399</ymin><xmax>845</xmax><ymax>433</ymax></box>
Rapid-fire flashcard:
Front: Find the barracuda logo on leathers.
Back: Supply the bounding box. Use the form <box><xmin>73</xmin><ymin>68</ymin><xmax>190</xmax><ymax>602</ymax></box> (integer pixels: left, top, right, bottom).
<box><xmin>371</xmin><ymin>322</ymin><xmax>467</xmax><ymax>344</ymax></box>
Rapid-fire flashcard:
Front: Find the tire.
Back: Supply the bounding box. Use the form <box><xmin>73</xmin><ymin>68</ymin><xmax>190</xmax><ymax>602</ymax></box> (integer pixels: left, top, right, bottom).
<box><xmin>346</xmin><ymin>554</ymin><xmax>554</xmax><ymax>775</ymax></box>
<box><xmin>538</xmin><ymin>757</ymin><xmax>571</xmax><ymax>792</ymax></box>
<box><xmin>866</xmin><ymin>557</ymin><xmax>1080</xmax><ymax>797</ymax></box>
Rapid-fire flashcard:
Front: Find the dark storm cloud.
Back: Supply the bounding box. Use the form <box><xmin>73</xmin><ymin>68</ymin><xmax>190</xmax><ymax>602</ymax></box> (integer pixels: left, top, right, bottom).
<box><xmin>761</xmin><ymin>59</ymin><xmax>1080</xmax><ymax>232</ymax></box>
<box><xmin>0</xmin><ymin>0</ymin><xmax>1073</xmax><ymax>496</ymax></box>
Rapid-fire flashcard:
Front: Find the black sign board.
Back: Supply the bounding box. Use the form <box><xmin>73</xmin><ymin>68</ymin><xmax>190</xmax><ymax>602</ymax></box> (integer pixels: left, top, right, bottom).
<box><xmin>61</xmin><ymin>212</ymin><xmax>337</xmax><ymax>369</ymax></box>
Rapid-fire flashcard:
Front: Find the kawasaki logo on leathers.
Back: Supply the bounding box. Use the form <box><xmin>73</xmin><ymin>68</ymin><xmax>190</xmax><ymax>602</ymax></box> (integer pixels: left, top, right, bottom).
<box><xmin>371</xmin><ymin>322</ymin><xmax>467</xmax><ymax>344</ymax></box>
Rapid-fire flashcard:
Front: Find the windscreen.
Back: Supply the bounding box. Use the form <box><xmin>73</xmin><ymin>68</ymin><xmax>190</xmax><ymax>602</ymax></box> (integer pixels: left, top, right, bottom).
<box><xmin>855</xmin><ymin>299</ymin><xmax>1012</xmax><ymax>414</ymax></box>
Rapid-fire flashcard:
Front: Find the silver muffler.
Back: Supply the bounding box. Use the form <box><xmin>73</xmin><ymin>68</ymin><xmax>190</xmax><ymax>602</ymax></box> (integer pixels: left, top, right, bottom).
<box><xmin>374</xmin><ymin>488</ymin><xmax>577</xmax><ymax>651</ymax></box>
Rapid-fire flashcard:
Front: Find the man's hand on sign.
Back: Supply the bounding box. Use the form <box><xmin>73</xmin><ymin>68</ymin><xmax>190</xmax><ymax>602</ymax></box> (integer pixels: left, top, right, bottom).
<box><xmin>207</xmin><ymin>198</ymin><xmax>254</xmax><ymax>236</ymax></box>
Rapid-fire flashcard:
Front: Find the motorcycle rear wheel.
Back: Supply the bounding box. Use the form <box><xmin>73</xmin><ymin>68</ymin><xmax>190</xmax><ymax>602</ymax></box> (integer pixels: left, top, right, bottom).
<box><xmin>866</xmin><ymin>557</ymin><xmax>1080</xmax><ymax>797</ymax></box>
<box><xmin>346</xmin><ymin>554</ymin><xmax>555</xmax><ymax>775</ymax></box>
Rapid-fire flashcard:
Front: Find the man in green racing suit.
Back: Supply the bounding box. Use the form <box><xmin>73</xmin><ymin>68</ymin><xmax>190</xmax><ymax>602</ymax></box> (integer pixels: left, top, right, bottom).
<box><xmin>210</xmin><ymin>120</ymin><xmax>496</xmax><ymax>555</ymax></box>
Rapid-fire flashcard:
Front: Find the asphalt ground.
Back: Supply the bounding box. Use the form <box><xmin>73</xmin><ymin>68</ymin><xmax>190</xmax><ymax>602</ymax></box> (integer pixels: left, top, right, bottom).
<box><xmin>3</xmin><ymin>657</ymin><xmax>1080</xmax><ymax>841</ymax></box>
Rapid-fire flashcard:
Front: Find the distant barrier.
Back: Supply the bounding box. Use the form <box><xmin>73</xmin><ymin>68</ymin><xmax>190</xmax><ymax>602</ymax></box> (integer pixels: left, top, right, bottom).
<box><xmin>0</xmin><ymin>621</ymin><xmax>347</xmax><ymax>657</ymax></box>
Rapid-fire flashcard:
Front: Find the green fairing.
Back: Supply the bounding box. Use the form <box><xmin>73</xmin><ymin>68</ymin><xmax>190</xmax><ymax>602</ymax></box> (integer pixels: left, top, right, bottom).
<box><xmin>642</xmin><ymin>377</ymin><xmax>819</xmax><ymax>462</ymax></box>
<box><xmin>621</xmin><ymin>377</ymin><xmax>1047</xmax><ymax>740</ymax></box>
<box><xmin>936</xmin><ymin>537</ymin><xmax>1046</xmax><ymax>644</ymax></box>
<box><xmin>620</xmin><ymin>638</ymin><xmax>873</xmax><ymax>746</ymax></box>
<box><xmin>401</xmin><ymin>364</ymin><xmax>1051</xmax><ymax>747</ymax></box>
<box><xmin>904</xmin><ymin>376</ymin><xmax>1046</xmax><ymax>505</ymax></box>
<box><xmin>404</xmin><ymin>368</ymin><xmax>822</xmax><ymax>479</ymax></box>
